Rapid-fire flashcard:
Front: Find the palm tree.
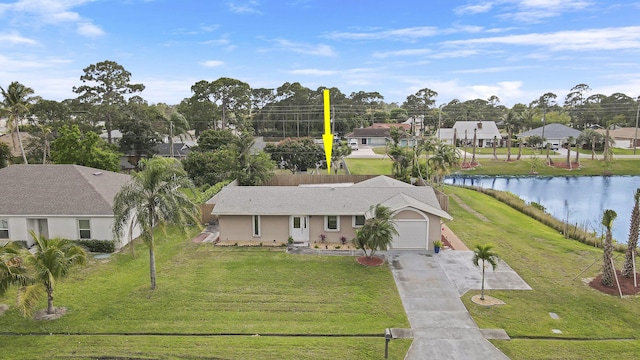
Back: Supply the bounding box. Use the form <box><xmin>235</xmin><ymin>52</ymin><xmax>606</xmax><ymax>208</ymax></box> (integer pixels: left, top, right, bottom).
<box><xmin>566</xmin><ymin>136</ymin><xmax>574</xmax><ymax>168</ymax></box>
<box><xmin>577</xmin><ymin>129</ymin><xmax>603</xmax><ymax>160</ymax></box>
<box><xmin>623</xmin><ymin>189</ymin><xmax>640</xmax><ymax>278</ymax></box>
<box><xmin>472</xmin><ymin>243</ymin><xmax>500</xmax><ymax>300</ymax></box>
<box><xmin>352</xmin><ymin>204</ymin><xmax>398</xmax><ymax>259</ymax></box>
<box><xmin>0</xmin><ymin>242</ymin><xmax>30</xmax><ymax>297</ymax></box>
<box><xmin>501</xmin><ymin>110</ymin><xmax>518</xmax><ymax>161</ymax></box>
<box><xmin>17</xmin><ymin>231</ymin><xmax>86</xmax><ymax>316</ymax></box>
<box><xmin>0</xmin><ymin>81</ymin><xmax>38</xmax><ymax>164</ymax></box>
<box><xmin>428</xmin><ymin>142</ymin><xmax>459</xmax><ymax>188</ymax></box>
<box><xmin>601</xmin><ymin>209</ymin><xmax>617</xmax><ymax>287</ymax></box>
<box><xmin>112</xmin><ymin>157</ymin><xmax>200</xmax><ymax>290</ymax></box>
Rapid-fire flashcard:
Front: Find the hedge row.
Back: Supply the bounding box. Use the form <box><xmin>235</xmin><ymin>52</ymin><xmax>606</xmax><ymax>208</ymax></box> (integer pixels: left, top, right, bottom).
<box><xmin>74</xmin><ymin>239</ymin><xmax>115</xmax><ymax>253</ymax></box>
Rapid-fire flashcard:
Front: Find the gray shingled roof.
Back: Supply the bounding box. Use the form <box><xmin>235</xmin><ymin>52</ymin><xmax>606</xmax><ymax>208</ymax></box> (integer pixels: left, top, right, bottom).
<box><xmin>517</xmin><ymin>123</ymin><xmax>581</xmax><ymax>139</ymax></box>
<box><xmin>0</xmin><ymin>164</ymin><xmax>131</xmax><ymax>216</ymax></box>
<box><xmin>212</xmin><ymin>175</ymin><xmax>451</xmax><ymax>219</ymax></box>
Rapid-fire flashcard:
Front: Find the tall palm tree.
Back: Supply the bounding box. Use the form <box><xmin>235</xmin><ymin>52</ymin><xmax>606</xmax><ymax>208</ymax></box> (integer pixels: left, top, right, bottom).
<box><xmin>601</xmin><ymin>209</ymin><xmax>617</xmax><ymax>287</ymax></box>
<box><xmin>623</xmin><ymin>189</ymin><xmax>640</xmax><ymax>278</ymax></box>
<box><xmin>352</xmin><ymin>204</ymin><xmax>398</xmax><ymax>259</ymax></box>
<box><xmin>0</xmin><ymin>242</ymin><xmax>30</xmax><ymax>297</ymax></box>
<box><xmin>501</xmin><ymin>110</ymin><xmax>518</xmax><ymax>162</ymax></box>
<box><xmin>472</xmin><ymin>243</ymin><xmax>500</xmax><ymax>300</ymax></box>
<box><xmin>17</xmin><ymin>231</ymin><xmax>86</xmax><ymax>316</ymax></box>
<box><xmin>0</xmin><ymin>81</ymin><xmax>38</xmax><ymax>164</ymax></box>
<box><xmin>577</xmin><ymin>129</ymin><xmax>603</xmax><ymax>160</ymax></box>
<box><xmin>566</xmin><ymin>136</ymin><xmax>574</xmax><ymax>168</ymax></box>
<box><xmin>112</xmin><ymin>157</ymin><xmax>200</xmax><ymax>290</ymax></box>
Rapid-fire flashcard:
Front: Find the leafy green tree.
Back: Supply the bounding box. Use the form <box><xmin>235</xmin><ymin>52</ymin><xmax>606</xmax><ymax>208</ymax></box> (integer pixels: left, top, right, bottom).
<box><xmin>601</xmin><ymin>209</ymin><xmax>617</xmax><ymax>287</ymax></box>
<box><xmin>28</xmin><ymin>99</ymin><xmax>71</xmax><ymax>136</ymax></box>
<box><xmin>197</xmin><ymin>129</ymin><xmax>236</xmax><ymax>152</ymax></box>
<box><xmin>265</xmin><ymin>138</ymin><xmax>323</xmax><ymax>173</ymax></box>
<box><xmin>0</xmin><ymin>242</ymin><xmax>29</xmax><ymax>297</ymax></box>
<box><xmin>51</xmin><ymin>124</ymin><xmax>120</xmax><ymax>172</ymax></box>
<box><xmin>153</xmin><ymin>103</ymin><xmax>191</xmax><ymax>157</ymax></box>
<box><xmin>73</xmin><ymin>60</ymin><xmax>145</xmax><ymax>143</ymax></box>
<box><xmin>352</xmin><ymin>205</ymin><xmax>398</xmax><ymax>260</ymax></box>
<box><xmin>113</xmin><ymin>157</ymin><xmax>200</xmax><ymax>290</ymax></box>
<box><xmin>623</xmin><ymin>189</ymin><xmax>640</xmax><ymax>278</ymax></box>
<box><xmin>1</xmin><ymin>81</ymin><xmax>38</xmax><ymax>164</ymax></box>
<box><xmin>331</xmin><ymin>142</ymin><xmax>352</xmax><ymax>174</ymax></box>
<box><xmin>183</xmin><ymin>150</ymin><xmax>235</xmax><ymax>186</ymax></box>
<box><xmin>0</xmin><ymin>142</ymin><xmax>10</xmax><ymax>168</ymax></box>
<box><xmin>17</xmin><ymin>231</ymin><xmax>86</xmax><ymax>316</ymax></box>
<box><xmin>178</xmin><ymin>95</ymin><xmax>216</xmax><ymax>136</ymax></box>
<box><xmin>472</xmin><ymin>243</ymin><xmax>500</xmax><ymax>300</ymax></box>
<box><xmin>118</xmin><ymin>98</ymin><xmax>160</xmax><ymax>159</ymax></box>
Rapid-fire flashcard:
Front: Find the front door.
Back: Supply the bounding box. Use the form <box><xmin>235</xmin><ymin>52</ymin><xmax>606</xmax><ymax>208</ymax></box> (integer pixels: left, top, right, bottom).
<box><xmin>290</xmin><ymin>216</ymin><xmax>309</xmax><ymax>242</ymax></box>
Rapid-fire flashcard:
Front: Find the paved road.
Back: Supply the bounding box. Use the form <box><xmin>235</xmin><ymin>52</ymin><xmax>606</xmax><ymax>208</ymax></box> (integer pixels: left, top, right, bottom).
<box><xmin>387</xmin><ymin>250</ymin><xmax>531</xmax><ymax>360</ymax></box>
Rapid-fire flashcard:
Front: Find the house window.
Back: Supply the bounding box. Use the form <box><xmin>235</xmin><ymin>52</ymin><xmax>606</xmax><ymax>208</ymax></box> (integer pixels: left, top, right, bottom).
<box><xmin>325</xmin><ymin>216</ymin><xmax>340</xmax><ymax>231</ymax></box>
<box><xmin>78</xmin><ymin>219</ymin><xmax>91</xmax><ymax>239</ymax></box>
<box><xmin>0</xmin><ymin>219</ymin><xmax>8</xmax><ymax>239</ymax></box>
<box><xmin>353</xmin><ymin>215</ymin><xmax>366</xmax><ymax>228</ymax></box>
<box><xmin>252</xmin><ymin>215</ymin><xmax>261</xmax><ymax>237</ymax></box>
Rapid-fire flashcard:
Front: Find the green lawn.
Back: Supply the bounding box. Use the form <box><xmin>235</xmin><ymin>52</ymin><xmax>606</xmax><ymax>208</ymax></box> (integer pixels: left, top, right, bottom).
<box><xmin>345</xmin><ymin>158</ymin><xmax>393</xmax><ymax>175</ymax></box>
<box><xmin>445</xmin><ymin>185</ymin><xmax>640</xmax><ymax>359</ymax></box>
<box><xmin>0</xmin><ymin>227</ymin><xmax>410</xmax><ymax>359</ymax></box>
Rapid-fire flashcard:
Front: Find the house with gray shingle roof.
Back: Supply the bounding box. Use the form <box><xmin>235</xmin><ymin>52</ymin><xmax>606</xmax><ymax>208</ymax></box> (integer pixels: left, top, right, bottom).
<box><xmin>210</xmin><ymin>175</ymin><xmax>451</xmax><ymax>250</ymax></box>
<box><xmin>0</xmin><ymin>164</ymin><xmax>141</xmax><ymax>248</ymax></box>
<box><xmin>517</xmin><ymin>124</ymin><xmax>581</xmax><ymax>149</ymax></box>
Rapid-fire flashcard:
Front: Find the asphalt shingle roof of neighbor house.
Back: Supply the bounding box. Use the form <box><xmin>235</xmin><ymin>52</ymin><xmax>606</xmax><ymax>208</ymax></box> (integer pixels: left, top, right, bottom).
<box><xmin>0</xmin><ymin>164</ymin><xmax>131</xmax><ymax>216</ymax></box>
<box><xmin>212</xmin><ymin>175</ymin><xmax>452</xmax><ymax>220</ymax></box>
<box><xmin>517</xmin><ymin>123</ymin><xmax>581</xmax><ymax>139</ymax></box>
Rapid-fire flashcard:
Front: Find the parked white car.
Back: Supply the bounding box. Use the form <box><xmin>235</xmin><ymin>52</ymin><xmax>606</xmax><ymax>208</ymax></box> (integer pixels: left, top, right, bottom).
<box><xmin>349</xmin><ymin>139</ymin><xmax>359</xmax><ymax>150</ymax></box>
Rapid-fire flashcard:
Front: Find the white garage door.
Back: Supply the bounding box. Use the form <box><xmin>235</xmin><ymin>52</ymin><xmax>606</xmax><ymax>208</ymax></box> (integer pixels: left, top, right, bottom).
<box><xmin>391</xmin><ymin>220</ymin><xmax>428</xmax><ymax>249</ymax></box>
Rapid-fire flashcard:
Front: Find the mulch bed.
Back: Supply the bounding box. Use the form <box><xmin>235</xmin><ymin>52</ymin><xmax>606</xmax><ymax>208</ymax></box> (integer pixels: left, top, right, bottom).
<box><xmin>460</xmin><ymin>161</ymin><xmax>479</xmax><ymax>169</ymax></box>
<box><xmin>356</xmin><ymin>256</ymin><xmax>384</xmax><ymax>267</ymax></box>
<box><xmin>588</xmin><ymin>270</ymin><xmax>640</xmax><ymax>296</ymax></box>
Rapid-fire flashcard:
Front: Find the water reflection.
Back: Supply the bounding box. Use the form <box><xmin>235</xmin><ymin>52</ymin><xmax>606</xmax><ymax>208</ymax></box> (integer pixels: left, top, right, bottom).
<box><xmin>445</xmin><ymin>176</ymin><xmax>640</xmax><ymax>243</ymax></box>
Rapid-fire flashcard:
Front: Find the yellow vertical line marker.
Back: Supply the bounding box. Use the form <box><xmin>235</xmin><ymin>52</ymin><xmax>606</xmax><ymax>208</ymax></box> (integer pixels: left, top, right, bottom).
<box><xmin>322</xmin><ymin>89</ymin><xmax>333</xmax><ymax>174</ymax></box>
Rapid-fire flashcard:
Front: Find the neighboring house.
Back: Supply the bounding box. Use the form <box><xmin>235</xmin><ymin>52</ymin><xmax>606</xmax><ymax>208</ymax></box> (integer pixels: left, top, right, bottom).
<box><xmin>154</xmin><ymin>142</ymin><xmax>191</xmax><ymax>159</ymax></box>
<box><xmin>210</xmin><ymin>175</ymin><xmax>451</xmax><ymax>250</ymax></box>
<box><xmin>595</xmin><ymin>127</ymin><xmax>639</xmax><ymax>149</ymax></box>
<box><xmin>0</xmin><ymin>164</ymin><xmax>140</xmax><ymax>248</ymax></box>
<box><xmin>346</xmin><ymin>123</ymin><xmax>417</xmax><ymax>147</ymax></box>
<box><xmin>438</xmin><ymin>121</ymin><xmax>501</xmax><ymax>148</ymax></box>
<box><xmin>99</xmin><ymin>129</ymin><xmax>124</xmax><ymax>143</ymax></box>
<box><xmin>517</xmin><ymin>124</ymin><xmax>581</xmax><ymax>149</ymax></box>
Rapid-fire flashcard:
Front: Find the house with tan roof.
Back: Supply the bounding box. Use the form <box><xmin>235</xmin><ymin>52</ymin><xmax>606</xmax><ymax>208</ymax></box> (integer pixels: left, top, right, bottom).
<box><xmin>0</xmin><ymin>164</ymin><xmax>140</xmax><ymax>248</ymax></box>
<box><xmin>595</xmin><ymin>127</ymin><xmax>639</xmax><ymax>149</ymax></box>
<box><xmin>210</xmin><ymin>175</ymin><xmax>451</xmax><ymax>250</ymax></box>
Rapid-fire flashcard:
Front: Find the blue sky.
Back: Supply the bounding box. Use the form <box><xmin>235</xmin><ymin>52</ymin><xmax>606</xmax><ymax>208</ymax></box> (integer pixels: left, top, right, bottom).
<box><xmin>1</xmin><ymin>0</ymin><xmax>639</xmax><ymax>106</ymax></box>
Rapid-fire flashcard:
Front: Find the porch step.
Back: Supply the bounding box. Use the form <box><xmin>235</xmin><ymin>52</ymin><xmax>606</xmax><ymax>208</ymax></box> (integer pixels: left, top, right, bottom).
<box><xmin>293</xmin><ymin>241</ymin><xmax>309</xmax><ymax>247</ymax></box>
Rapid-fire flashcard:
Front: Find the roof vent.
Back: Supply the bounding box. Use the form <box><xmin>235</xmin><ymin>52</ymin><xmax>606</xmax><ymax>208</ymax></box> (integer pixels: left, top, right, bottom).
<box><xmin>93</xmin><ymin>172</ymin><xmax>103</xmax><ymax>176</ymax></box>
<box><xmin>477</xmin><ymin>122</ymin><xmax>483</xmax><ymax>129</ymax></box>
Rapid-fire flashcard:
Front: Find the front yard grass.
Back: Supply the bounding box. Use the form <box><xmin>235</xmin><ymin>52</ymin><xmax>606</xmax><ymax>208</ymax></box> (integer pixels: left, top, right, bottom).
<box><xmin>446</xmin><ymin>185</ymin><xmax>640</xmax><ymax>359</ymax></box>
<box><xmin>0</xmin><ymin>227</ymin><xmax>409</xmax><ymax>359</ymax></box>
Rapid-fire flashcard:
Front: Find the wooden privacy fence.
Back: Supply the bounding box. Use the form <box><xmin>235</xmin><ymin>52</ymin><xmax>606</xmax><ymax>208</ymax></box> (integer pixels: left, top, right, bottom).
<box><xmin>200</xmin><ymin>203</ymin><xmax>215</xmax><ymax>225</ymax></box>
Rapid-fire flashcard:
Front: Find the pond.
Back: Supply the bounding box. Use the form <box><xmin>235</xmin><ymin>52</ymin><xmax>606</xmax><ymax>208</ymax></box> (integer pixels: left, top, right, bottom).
<box><xmin>445</xmin><ymin>176</ymin><xmax>640</xmax><ymax>243</ymax></box>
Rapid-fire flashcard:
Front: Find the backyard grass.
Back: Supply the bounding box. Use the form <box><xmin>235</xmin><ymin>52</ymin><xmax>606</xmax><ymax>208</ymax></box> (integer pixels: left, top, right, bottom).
<box><xmin>0</xmin><ymin>227</ymin><xmax>410</xmax><ymax>359</ymax></box>
<box><xmin>346</xmin><ymin>157</ymin><xmax>640</xmax><ymax>176</ymax></box>
<box><xmin>445</xmin><ymin>185</ymin><xmax>640</xmax><ymax>359</ymax></box>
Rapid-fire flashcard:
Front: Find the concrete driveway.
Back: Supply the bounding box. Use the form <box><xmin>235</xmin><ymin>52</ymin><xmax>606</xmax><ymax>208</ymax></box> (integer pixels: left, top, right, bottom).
<box><xmin>387</xmin><ymin>250</ymin><xmax>531</xmax><ymax>360</ymax></box>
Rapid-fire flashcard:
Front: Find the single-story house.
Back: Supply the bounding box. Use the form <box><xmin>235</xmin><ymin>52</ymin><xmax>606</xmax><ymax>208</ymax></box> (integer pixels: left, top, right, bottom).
<box><xmin>346</xmin><ymin>123</ymin><xmax>417</xmax><ymax>147</ymax></box>
<box><xmin>0</xmin><ymin>164</ymin><xmax>140</xmax><ymax>248</ymax></box>
<box><xmin>437</xmin><ymin>121</ymin><xmax>501</xmax><ymax>147</ymax></box>
<box><xmin>517</xmin><ymin>123</ymin><xmax>581</xmax><ymax>149</ymax></box>
<box><xmin>210</xmin><ymin>175</ymin><xmax>451</xmax><ymax>250</ymax></box>
<box><xmin>595</xmin><ymin>127</ymin><xmax>639</xmax><ymax>148</ymax></box>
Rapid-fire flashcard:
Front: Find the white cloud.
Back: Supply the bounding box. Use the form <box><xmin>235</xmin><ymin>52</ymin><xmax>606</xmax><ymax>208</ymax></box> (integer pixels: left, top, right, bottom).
<box><xmin>373</xmin><ymin>48</ymin><xmax>432</xmax><ymax>58</ymax></box>
<box><xmin>453</xmin><ymin>65</ymin><xmax>534</xmax><ymax>74</ymax></box>
<box><xmin>270</xmin><ymin>39</ymin><xmax>336</xmax><ymax>57</ymax></box>
<box><xmin>227</xmin><ymin>1</ymin><xmax>262</xmax><ymax>14</ymax></box>
<box><xmin>443</xmin><ymin>26</ymin><xmax>640</xmax><ymax>52</ymax></box>
<box><xmin>454</xmin><ymin>2</ymin><xmax>494</xmax><ymax>15</ymax></box>
<box><xmin>0</xmin><ymin>31</ymin><xmax>38</xmax><ymax>45</ymax></box>
<box><xmin>326</xmin><ymin>26</ymin><xmax>438</xmax><ymax>41</ymax></box>
<box><xmin>430</xmin><ymin>49</ymin><xmax>480</xmax><ymax>59</ymax></box>
<box><xmin>200</xmin><ymin>60</ymin><xmax>224</xmax><ymax>67</ymax></box>
<box><xmin>77</xmin><ymin>22</ymin><xmax>104</xmax><ymax>37</ymax></box>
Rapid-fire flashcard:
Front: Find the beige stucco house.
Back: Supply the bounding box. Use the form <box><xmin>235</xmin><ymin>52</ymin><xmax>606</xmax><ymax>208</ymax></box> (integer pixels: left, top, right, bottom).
<box><xmin>210</xmin><ymin>176</ymin><xmax>451</xmax><ymax>250</ymax></box>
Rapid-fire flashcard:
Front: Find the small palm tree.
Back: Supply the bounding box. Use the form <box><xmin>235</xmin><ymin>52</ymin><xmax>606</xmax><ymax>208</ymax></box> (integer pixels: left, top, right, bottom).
<box><xmin>0</xmin><ymin>242</ymin><xmax>30</xmax><ymax>296</ymax></box>
<box><xmin>17</xmin><ymin>231</ymin><xmax>86</xmax><ymax>316</ymax></box>
<box><xmin>472</xmin><ymin>244</ymin><xmax>500</xmax><ymax>300</ymax></box>
<box><xmin>352</xmin><ymin>204</ymin><xmax>398</xmax><ymax>259</ymax></box>
<box><xmin>601</xmin><ymin>209</ymin><xmax>617</xmax><ymax>287</ymax></box>
<box><xmin>113</xmin><ymin>157</ymin><xmax>200</xmax><ymax>290</ymax></box>
<box><xmin>623</xmin><ymin>190</ymin><xmax>640</xmax><ymax>278</ymax></box>
<box><xmin>0</xmin><ymin>81</ymin><xmax>38</xmax><ymax>164</ymax></box>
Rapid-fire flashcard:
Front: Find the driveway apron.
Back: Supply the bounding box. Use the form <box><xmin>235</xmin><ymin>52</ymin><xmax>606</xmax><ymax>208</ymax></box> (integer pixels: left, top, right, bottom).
<box><xmin>389</xmin><ymin>251</ymin><xmax>511</xmax><ymax>360</ymax></box>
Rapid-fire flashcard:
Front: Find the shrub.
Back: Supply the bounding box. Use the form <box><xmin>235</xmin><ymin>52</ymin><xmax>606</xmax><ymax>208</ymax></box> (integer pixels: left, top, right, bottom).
<box><xmin>75</xmin><ymin>240</ymin><xmax>115</xmax><ymax>253</ymax></box>
<box><xmin>340</xmin><ymin>236</ymin><xmax>347</xmax><ymax>245</ymax></box>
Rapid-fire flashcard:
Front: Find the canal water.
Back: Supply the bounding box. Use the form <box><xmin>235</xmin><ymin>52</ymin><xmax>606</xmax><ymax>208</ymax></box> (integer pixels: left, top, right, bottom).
<box><xmin>445</xmin><ymin>176</ymin><xmax>640</xmax><ymax>243</ymax></box>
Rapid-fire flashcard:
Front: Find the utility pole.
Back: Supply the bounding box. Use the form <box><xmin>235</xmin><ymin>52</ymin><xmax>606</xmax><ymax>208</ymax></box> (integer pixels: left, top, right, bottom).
<box><xmin>634</xmin><ymin>96</ymin><xmax>640</xmax><ymax>155</ymax></box>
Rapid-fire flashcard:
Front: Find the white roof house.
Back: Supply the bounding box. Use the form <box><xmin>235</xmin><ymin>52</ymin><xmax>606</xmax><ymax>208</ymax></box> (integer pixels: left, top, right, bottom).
<box><xmin>438</xmin><ymin>121</ymin><xmax>501</xmax><ymax>147</ymax></box>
